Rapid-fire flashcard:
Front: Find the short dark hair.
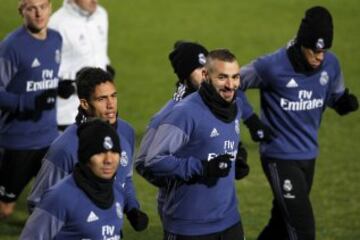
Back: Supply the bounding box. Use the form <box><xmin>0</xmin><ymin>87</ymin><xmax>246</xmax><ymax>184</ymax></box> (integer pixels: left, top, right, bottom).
<box><xmin>206</xmin><ymin>49</ymin><xmax>237</xmax><ymax>63</ymax></box>
<box><xmin>205</xmin><ymin>49</ymin><xmax>238</xmax><ymax>74</ymax></box>
<box><xmin>76</xmin><ymin>67</ymin><xmax>114</xmax><ymax>101</ymax></box>
<box><xmin>18</xmin><ymin>0</ymin><xmax>51</xmax><ymax>13</ymax></box>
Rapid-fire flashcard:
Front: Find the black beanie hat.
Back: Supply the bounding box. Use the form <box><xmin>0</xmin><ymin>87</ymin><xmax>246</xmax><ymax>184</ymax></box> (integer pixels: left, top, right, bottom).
<box><xmin>169</xmin><ymin>41</ymin><xmax>208</xmax><ymax>81</ymax></box>
<box><xmin>297</xmin><ymin>6</ymin><xmax>333</xmax><ymax>50</ymax></box>
<box><xmin>77</xmin><ymin>119</ymin><xmax>121</xmax><ymax>164</ymax></box>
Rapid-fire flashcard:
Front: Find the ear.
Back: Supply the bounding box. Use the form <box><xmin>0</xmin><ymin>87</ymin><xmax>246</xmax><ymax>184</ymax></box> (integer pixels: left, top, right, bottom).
<box><xmin>202</xmin><ymin>69</ymin><xmax>208</xmax><ymax>82</ymax></box>
<box><xmin>49</xmin><ymin>2</ymin><xmax>53</xmax><ymax>15</ymax></box>
<box><xmin>18</xmin><ymin>0</ymin><xmax>25</xmax><ymax>16</ymax></box>
<box><xmin>18</xmin><ymin>6</ymin><xmax>24</xmax><ymax>16</ymax></box>
<box><xmin>80</xmin><ymin>99</ymin><xmax>89</xmax><ymax>111</ymax></box>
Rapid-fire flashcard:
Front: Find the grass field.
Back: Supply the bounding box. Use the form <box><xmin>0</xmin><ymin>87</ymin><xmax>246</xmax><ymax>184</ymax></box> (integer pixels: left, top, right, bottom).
<box><xmin>1</xmin><ymin>1</ymin><xmax>360</xmax><ymax>239</ymax></box>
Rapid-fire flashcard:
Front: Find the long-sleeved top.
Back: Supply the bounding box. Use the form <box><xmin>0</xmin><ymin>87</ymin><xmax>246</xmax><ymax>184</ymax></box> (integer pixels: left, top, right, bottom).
<box><xmin>27</xmin><ymin>118</ymin><xmax>139</xmax><ymax>213</ymax></box>
<box><xmin>21</xmin><ymin>175</ymin><xmax>124</xmax><ymax>240</ymax></box>
<box><xmin>135</xmin><ymin>91</ymin><xmax>253</xmax><ymax>222</ymax></box>
<box><xmin>0</xmin><ymin>26</ymin><xmax>61</xmax><ymax>149</ymax></box>
<box><xmin>143</xmin><ymin>92</ymin><xmax>242</xmax><ymax>235</ymax></box>
<box><xmin>49</xmin><ymin>0</ymin><xmax>110</xmax><ymax>125</ymax></box>
<box><xmin>240</xmin><ymin>47</ymin><xmax>345</xmax><ymax>160</ymax></box>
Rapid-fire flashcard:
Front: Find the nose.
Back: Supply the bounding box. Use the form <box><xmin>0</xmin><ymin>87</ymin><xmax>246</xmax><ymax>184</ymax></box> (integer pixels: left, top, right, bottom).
<box><xmin>35</xmin><ymin>8</ymin><xmax>41</xmax><ymax>17</ymax></box>
<box><xmin>103</xmin><ymin>151</ymin><xmax>115</xmax><ymax>164</ymax></box>
<box><xmin>107</xmin><ymin>98</ymin><xmax>116</xmax><ymax>109</ymax></box>
<box><xmin>103</xmin><ymin>153</ymin><xmax>111</xmax><ymax>165</ymax></box>
<box><xmin>225</xmin><ymin>78</ymin><xmax>235</xmax><ymax>90</ymax></box>
<box><xmin>34</xmin><ymin>6</ymin><xmax>45</xmax><ymax>17</ymax></box>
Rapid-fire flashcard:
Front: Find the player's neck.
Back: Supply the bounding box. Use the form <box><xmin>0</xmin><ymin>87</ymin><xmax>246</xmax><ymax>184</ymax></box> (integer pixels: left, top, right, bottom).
<box><xmin>25</xmin><ymin>26</ymin><xmax>48</xmax><ymax>40</ymax></box>
<box><xmin>32</xmin><ymin>29</ymin><xmax>47</xmax><ymax>40</ymax></box>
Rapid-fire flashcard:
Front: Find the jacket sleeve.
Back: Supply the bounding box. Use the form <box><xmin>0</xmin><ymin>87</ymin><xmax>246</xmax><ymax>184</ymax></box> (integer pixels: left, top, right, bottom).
<box><xmin>27</xmin><ymin>157</ymin><xmax>68</xmax><ymax>213</ymax></box>
<box><xmin>135</xmin><ymin>127</ymin><xmax>170</xmax><ymax>187</ymax></box>
<box><xmin>236</xmin><ymin>90</ymin><xmax>254</xmax><ymax>121</ymax></box>
<box><xmin>27</xmin><ymin>141</ymin><xmax>75</xmax><ymax>212</ymax></box>
<box><xmin>122</xmin><ymin>125</ymin><xmax>140</xmax><ymax>212</ymax></box>
<box><xmin>326</xmin><ymin>57</ymin><xmax>346</xmax><ymax>108</ymax></box>
<box><xmin>144</xmin><ymin>122</ymin><xmax>203</xmax><ymax>181</ymax></box>
<box><xmin>123</xmin><ymin>173</ymin><xmax>140</xmax><ymax>212</ymax></box>
<box><xmin>20</xmin><ymin>207</ymin><xmax>64</xmax><ymax>240</ymax></box>
<box><xmin>240</xmin><ymin>60</ymin><xmax>267</xmax><ymax>90</ymax></box>
<box><xmin>0</xmin><ymin>46</ymin><xmax>35</xmax><ymax>112</ymax></box>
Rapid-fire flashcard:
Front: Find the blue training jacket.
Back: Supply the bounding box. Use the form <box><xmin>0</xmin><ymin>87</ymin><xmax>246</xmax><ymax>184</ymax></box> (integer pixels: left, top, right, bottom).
<box><xmin>27</xmin><ymin>118</ymin><xmax>139</xmax><ymax>213</ymax></box>
<box><xmin>143</xmin><ymin>92</ymin><xmax>242</xmax><ymax>235</ymax></box>
<box><xmin>240</xmin><ymin>47</ymin><xmax>345</xmax><ymax>160</ymax></box>
<box><xmin>0</xmin><ymin>26</ymin><xmax>61</xmax><ymax>149</ymax></box>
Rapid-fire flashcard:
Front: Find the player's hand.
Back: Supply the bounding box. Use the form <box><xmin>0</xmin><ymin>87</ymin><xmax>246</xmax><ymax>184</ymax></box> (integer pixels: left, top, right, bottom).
<box><xmin>235</xmin><ymin>142</ymin><xmax>249</xmax><ymax>180</ymax></box>
<box><xmin>126</xmin><ymin>208</ymin><xmax>149</xmax><ymax>232</ymax></box>
<box><xmin>244</xmin><ymin>113</ymin><xmax>274</xmax><ymax>142</ymax></box>
<box><xmin>334</xmin><ymin>88</ymin><xmax>358</xmax><ymax>116</ymax></box>
<box><xmin>202</xmin><ymin>154</ymin><xmax>232</xmax><ymax>178</ymax></box>
<box><xmin>58</xmin><ymin>79</ymin><xmax>76</xmax><ymax>99</ymax></box>
<box><xmin>35</xmin><ymin>89</ymin><xmax>57</xmax><ymax>110</ymax></box>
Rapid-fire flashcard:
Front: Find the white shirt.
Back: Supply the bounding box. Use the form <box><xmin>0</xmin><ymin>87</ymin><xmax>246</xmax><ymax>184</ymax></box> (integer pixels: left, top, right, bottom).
<box><xmin>49</xmin><ymin>0</ymin><xmax>110</xmax><ymax>125</ymax></box>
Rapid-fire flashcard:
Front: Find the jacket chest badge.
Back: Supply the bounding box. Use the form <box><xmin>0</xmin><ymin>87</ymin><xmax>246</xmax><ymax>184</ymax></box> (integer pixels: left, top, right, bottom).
<box><xmin>319</xmin><ymin>71</ymin><xmax>329</xmax><ymax>86</ymax></box>
<box><xmin>235</xmin><ymin>119</ymin><xmax>240</xmax><ymax>135</ymax></box>
<box><xmin>120</xmin><ymin>151</ymin><xmax>128</xmax><ymax>167</ymax></box>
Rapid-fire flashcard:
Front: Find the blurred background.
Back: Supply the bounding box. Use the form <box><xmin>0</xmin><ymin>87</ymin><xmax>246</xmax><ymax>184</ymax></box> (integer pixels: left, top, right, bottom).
<box><xmin>0</xmin><ymin>0</ymin><xmax>359</xmax><ymax>239</ymax></box>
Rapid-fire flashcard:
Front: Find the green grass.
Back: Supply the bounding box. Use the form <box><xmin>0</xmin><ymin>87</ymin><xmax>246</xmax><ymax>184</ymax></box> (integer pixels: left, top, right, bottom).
<box><xmin>1</xmin><ymin>1</ymin><xmax>360</xmax><ymax>239</ymax></box>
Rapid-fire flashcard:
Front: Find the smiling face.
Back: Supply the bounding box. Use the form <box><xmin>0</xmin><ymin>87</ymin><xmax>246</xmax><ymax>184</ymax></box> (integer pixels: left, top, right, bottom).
<box><xmin>19</xmin><ymin>0</ymin><xmax>51</xmax><ymax>38</ymax></box>
<box><xmin>87</xmin><ymin>151</ymin><xmax>120</xmax><ymax>179</ymax></box>
<box><xmin>204</xmin><ymin>59</ymin><xmax>240</xmax><ymax>102</ymax></box>
<box><xmin>80</xmin><ymin>81</ymin><xmax>117</xmax><ymax>124</ymax></box>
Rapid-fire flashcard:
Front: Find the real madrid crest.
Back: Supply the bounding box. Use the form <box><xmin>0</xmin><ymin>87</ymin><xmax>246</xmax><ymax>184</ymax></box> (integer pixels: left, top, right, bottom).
<box><xmin>103</xmin><ymin>136</ymin><xmax>114</xmax><ymax>150</ymax></box>
<box><xmin>116</xmin><ymin>202</ymin><xmax>123</xmax><ymax>219</ymax></box>
<box><xmin>235</xmin><ymin>119</ymin><xmax>240</xmax><ymax>135</ymax></box>
<box><xmin>319</xmin><ymin>71</ymin><xmax>329</xmax><ymax>86</ymax></box>
<box><xmin>316</xmin><ymin>38</ymin><xmax>325</xmax><ymax>50</ymax></box>
<box><xmin>283</xmin><ymin>179</ymin><xmax>293</xmax><ymax>192</ymax></box>
<box><xmin>55</xmin><ymin>49</ymin><xmax>61</xmax><ymax>64</ymax></box>
<box><xmin>198</xmin><ymin>53</ymin><xmax>206</xmax><ymax>65</ymax></box>
<box><xmin>120</xmin><ymin>151</ymin><xmax>128</xmax><ymax>167</ymax></box>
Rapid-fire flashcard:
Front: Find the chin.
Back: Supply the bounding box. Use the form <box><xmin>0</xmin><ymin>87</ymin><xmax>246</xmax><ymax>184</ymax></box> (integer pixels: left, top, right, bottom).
<box><xmin>311</xmin><ymin>64</ymin><xmax>321</xmax><ymax>70</ymax></box>
<box><xmin>101</xmin><ymin>174</ymin><xmax>114</xmax><ymax>180</ymax></box>
<box><xmin>109</xmin><ymin>118</ymin><xmax>116</xmax><ymax>124</ymax></box>
<box><xmin>222</xmin><ymin>95</ymin><xmax>234</xmax><ymax>102</ymax></box>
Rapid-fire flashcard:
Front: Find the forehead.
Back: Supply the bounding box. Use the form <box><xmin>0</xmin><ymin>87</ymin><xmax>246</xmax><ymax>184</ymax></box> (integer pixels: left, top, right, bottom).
<box><xmin>208</xmin><ymin>59</ymin><xmax>240</xmax><ymax>74</ymax></box>
<box><xmin>21</xmin><ymin>0</ymin><xmax>49</xmax><ymax>7</ymax></box>
<box><xmin>92</xmin><ymin>81</ymin><xmax>116</xmax><ymax>95</ymax></box>
<box><xmin>74</xmin><ymin>0</ymin><xmax>94</xmax><ymax>5</ymax></box>
<box><xmin>75</xmin><ymin>0</ymin><xmax>86</xmax><ymax>3</ymax></box>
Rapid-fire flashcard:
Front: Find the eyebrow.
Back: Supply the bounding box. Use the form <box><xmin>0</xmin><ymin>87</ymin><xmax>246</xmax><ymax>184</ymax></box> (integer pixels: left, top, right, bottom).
<box><xmin>94</xmin><ymin>91</ymin><xmax>117</xmax><ymax>99</ymax></box>
<box><xmin>218</xmin><ymin>73</ymin><xmax>240</xmax><ymax>78</ymax></box>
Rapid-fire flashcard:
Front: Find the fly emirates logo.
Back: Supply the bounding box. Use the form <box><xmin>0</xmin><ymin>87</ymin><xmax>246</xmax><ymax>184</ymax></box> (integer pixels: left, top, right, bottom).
<box><xmin>26</xmin><ymin>69</ymin><xmax>58</xmax><ymax>92</ymax></box>
<box><xmin>207</xmin><ymin>140</ymin><xmax>237</xmax><ymax>160</ymax></box>
<box><xmin>280</xmin><ymin>90</ymin><xmax>323</xmax><ymax>111</ymax></box>
<box><xmin>101</xmin><ymin>225</ymin><xmax>120</xmax><ymax>240</ymax></box>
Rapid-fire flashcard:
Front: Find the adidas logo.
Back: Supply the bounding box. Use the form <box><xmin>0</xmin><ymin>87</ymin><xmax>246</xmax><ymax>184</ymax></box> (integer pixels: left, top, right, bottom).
<box><xmin>86</xmin><ymin>211</ymin><xmax>99</xmax><ymax>222</ymax></box>
<box><xmin>31</xmin><ymin>58</ymin><xmax>41</xmax><ymax>68</ymax></box>
<box><xmin>210</xmin><ymin>128</ymin><xmax>220</xmax><ymax>138</ymax></box>
<box><xmin>286</xmin><ymin>78</ymin><xmax>298</xmax><ymax>88</ymax></box>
